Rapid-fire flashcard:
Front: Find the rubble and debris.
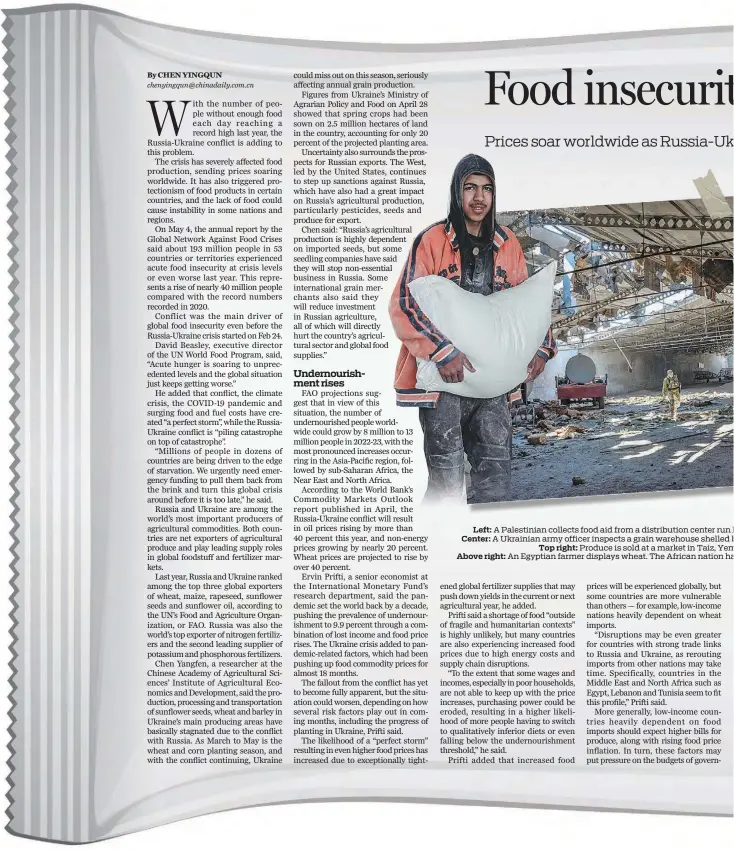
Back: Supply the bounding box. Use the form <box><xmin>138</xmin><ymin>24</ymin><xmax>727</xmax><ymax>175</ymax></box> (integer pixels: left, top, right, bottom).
<box><xmin>509</xmin><ymin>382</ymin><xmax>732</xmax><ymax>500</ymax></box>
<box><xmin>556</xmin><ymin>407</ymin><xmax>585</xmax><ymax>419</ymax></box>
<box><xmin>553</xmin><ymin>424</ymin><xmax>588</xmax><ymax>440</ymax></box>
<box><xmin>501</xmin><ymin>197</ymin><xmax>732</xmax><ymax>500</ymax></box>
<box><xmin>517</xmin><ymin>382</ymin><xmax>732</xmax><ymax>461</ymax></box>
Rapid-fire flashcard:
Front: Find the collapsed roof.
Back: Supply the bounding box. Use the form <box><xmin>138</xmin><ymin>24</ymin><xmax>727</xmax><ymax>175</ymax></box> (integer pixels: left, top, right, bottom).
<box><xmin>499</xmin><ymin>196</ymin><xmax>733</xmax><ymax>356</ymax></box>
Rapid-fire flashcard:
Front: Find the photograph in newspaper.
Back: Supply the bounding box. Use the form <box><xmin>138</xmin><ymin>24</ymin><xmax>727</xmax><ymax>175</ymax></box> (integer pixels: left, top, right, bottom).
<box><xmin>388</xmin><ymin>162</ymin><xmax>733</xmax><ymax>505</ymax></box>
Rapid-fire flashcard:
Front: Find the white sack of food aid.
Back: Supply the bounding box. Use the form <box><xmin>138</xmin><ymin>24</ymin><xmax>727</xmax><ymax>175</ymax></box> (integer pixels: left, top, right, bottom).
<box><xmin>411</xmin><ymin>261</ymin><xmax>555</xmax><ymax>399</ymax></box>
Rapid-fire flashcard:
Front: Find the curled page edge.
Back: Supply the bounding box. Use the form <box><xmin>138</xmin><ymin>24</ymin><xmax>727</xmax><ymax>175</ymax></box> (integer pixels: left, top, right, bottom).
<box><xmin>4</xmin><ymin>10</ymin><xmax>21</xmax><ymax>839</ymax></box>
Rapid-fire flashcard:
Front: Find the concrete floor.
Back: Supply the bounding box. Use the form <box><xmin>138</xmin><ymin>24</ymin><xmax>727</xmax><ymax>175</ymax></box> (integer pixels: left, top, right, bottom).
<box><xmin>509</xmin><ymin>381</ymin><xmax>734</xmax><ymax>502</ymax></box>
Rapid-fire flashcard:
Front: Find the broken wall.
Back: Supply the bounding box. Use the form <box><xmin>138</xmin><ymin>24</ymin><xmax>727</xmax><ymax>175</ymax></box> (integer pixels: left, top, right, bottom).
<box><xmin>531</xmin><ymin>347</ymin><xmax>732</xmax><ymax>400</ymax></box>
<box><xmin>671</xmin><ymin>353</ymin><xmax>733</xmax><ymax>386</ymax></box>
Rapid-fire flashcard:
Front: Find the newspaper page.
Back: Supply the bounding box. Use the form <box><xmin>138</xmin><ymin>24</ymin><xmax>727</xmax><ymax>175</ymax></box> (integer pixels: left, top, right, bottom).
<box><xmin>5</xmin><ymin>4</ymin><xmax>733</xmax><ymax>842</ymax></box>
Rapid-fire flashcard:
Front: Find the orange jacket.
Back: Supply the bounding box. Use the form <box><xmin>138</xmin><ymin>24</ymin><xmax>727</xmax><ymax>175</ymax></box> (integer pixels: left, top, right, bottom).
<box><xmin>388</xmin><ymin>218</ymin><xmax>556</xmax><ymax>407</ymax></box>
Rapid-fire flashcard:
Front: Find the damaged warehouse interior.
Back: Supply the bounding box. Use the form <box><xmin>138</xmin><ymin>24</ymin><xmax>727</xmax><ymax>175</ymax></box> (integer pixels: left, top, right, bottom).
<box><xmin>497</xmin><ymin>188</ymin><xmax>733</xmax><ymax>501</ymax></box>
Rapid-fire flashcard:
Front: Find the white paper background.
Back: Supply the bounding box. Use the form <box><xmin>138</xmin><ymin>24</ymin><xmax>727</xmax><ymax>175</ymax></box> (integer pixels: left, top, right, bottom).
<box><xmin>2</xmin><ymin>1</ymin><xmax>733</xmax><ymax>849</ymax></box>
